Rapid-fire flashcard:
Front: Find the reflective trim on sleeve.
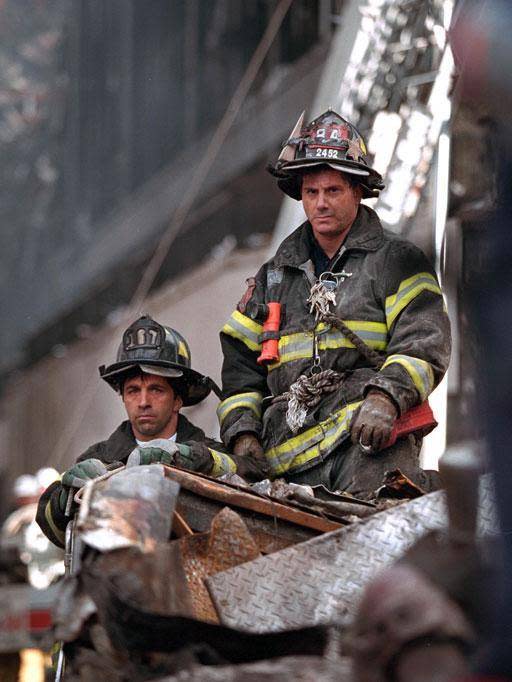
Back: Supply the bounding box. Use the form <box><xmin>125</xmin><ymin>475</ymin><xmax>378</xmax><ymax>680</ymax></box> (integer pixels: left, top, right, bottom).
<box><xmin>217</xmin><ymin>391</ymin><xmax>263</xmax><ymax>426</ymax></box>
<box><xmin>268</xmin><ymin>320</ymin><xmax>388</xmax><ymax>371</ymax></box>
<box><xmin>381</xmin><ymin>354</ymin><xmax>434</xmax><ymax>401</ymax></box>
<box><xmin>221</xmin><ymin>310</ymin><xmax>263</xmax><ymax>352</ymax></box>
<box><xmin>44</xmin><ymin>500</ymin><xmax>65</xmax><ymax>547</ymax></box>
<box><xmin>264</xmin><ymin>400</ymin><xmax>362</xmax><ymax>475</ymax></box>
<box><xmin>209</xmin><ymin>449</ymin><xmax>237</xmax><ymax>477</ymax></box>
<box><xmin>385</xmin><ymin>272</ymin><xmax>442</xmax><ymax>328</ymax></box>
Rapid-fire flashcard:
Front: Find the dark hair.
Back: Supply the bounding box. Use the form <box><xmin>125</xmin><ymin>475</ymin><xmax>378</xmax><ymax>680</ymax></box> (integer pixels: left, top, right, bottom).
<box><xmin>301</xmin><ymin>165</ymin><xmax>361</xmax><ymax>190</ymax></box>
<box><xmin>118</xmin><ymin>367</ymin><xmax>182</xmax><ymax>399</ymax></box>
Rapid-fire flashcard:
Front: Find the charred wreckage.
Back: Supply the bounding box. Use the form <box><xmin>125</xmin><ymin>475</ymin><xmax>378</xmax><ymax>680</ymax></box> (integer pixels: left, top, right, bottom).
<box><xmin>0</xmin><ymin>446</ymin><xmax>497</xmax><ymax>681</ymax></box>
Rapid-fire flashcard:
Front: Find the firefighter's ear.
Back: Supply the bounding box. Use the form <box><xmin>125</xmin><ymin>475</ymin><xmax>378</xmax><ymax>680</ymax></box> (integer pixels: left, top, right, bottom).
<box><xmin>352</xmin><ymin>182</ymin><xmax>363</xmax><ymax>202</ymax></box>
<box><xmin>172</xmin><ymin>392</ymin><xmax>183</xmax><ymax>413</ymax></box>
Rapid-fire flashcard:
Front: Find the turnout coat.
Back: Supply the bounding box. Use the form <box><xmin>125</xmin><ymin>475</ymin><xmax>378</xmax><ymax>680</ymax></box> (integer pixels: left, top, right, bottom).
<box><xmin>36</xmin><ymin>414</ymin><xmax>234</xmax><ymax>547</ymax></box>
<box><xmin>219</xmin><ymin>205</ymin><xmax>451</xmax><ymax>478</ymax></box>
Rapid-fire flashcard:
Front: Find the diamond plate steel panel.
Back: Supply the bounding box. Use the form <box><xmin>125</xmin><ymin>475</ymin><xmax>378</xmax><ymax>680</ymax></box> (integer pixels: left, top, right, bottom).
<box><xmin>207</xmin><ymin>477</ymin><xmax>496</xmax><ymax>632</ymax></box>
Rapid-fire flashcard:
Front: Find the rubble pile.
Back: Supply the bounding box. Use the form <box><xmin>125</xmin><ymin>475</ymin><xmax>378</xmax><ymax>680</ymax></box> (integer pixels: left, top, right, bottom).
<box><xmin>0</xmin><ymin>457</ymin><xmax>497</xmax><ymax>681</ymax></box>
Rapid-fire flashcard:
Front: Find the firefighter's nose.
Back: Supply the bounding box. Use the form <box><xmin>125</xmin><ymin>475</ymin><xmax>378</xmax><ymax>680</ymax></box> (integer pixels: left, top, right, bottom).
<box><xmin>138</xmin><ymin>389</ymin><xmax>150</xmax><ymax>407</ymax></box>
<box><xmin>316</xmin><ymin>191</ymin><xmax>328</xmax><ymax>209</ymax></box>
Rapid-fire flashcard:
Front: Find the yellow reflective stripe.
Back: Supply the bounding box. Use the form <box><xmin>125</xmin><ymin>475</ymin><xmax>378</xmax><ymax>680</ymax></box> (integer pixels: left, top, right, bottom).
<box><xmin>265</xmin><ymin>400</ymin><xmax>362</xmax><ymax>475</ymax></box>
<box><xmin>178</xmin><ymin>340</ymin><xmax>189</xmax><ymax>359</ymax></box>
<box><xmin>268</xmin><ymin>330</ymin><xmax>314</xmax><ymax>369</ymax></box>
<box><xmin>319</xmin><ymin>321</ymin><xmax>387</xmax><ymax>351</ymax></box>
<box><xmin>44</xmin><ymin>500</ymin><xmax>65</xmax><ymax>546</ymax></box>
<box><xmin>382</xmin><ymin>354</ymin><xmax>434</xmax><ymax>401</ymax></box>
<box><xmin>385</xmin><ymin>272</ymin><xmax>442</xmax><ymax>327</ymax></box>
<box><xmin>269</xmin><ymin>321</ymin><xmax>388</xmax><ymax>371</ymax></box>
<box><xmin>221</xmin><ymin>310</ymin><xmax>262</xmax><ymax>352</ymax></box>
<box><xmin>209</xmin><ymin>449</ymin><xmax>237</xmax><ymax>477</ymax></box>
<box><xmin>217</xmin><ymin>391</ymin><xmax>263</xmax><ymax>426</ymax></box>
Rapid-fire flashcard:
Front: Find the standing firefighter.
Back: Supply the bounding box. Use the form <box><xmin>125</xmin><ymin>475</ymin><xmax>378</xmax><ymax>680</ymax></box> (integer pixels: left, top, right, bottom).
<box><xmin>219</xmin><ymin>110</ymin><xmax>451</xmax><ymax>497</ymax></box>
<box><xmin>37</xmin><ymin>315</ymin><xmax>265</xmax><ymax>547</ymax></box>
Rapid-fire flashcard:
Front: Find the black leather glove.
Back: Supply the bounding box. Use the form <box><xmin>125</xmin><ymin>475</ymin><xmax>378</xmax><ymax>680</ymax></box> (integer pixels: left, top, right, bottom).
<box><xmin>350</xmin><ymin>390</ymin><xmax>398</xmax><ymax>454</ymax></box>
<box><xmin>232</xmin><ymin>433</ymin><xmax>270</xmax><ymax>480</ymax></box>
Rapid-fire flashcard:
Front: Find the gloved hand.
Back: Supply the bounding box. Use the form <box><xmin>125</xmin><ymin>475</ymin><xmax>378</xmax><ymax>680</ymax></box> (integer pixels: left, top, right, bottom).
<box><xmin>125</xmin><ymin>439</ymin><xmax>203</xmax><ymax>470</ymax></box>
<box><xmin>61</xmin><ymin>458</ymin><xmax>109</xmax><ymax>488</ymax></box>
<box><xmin>126</xmin><ymin>439</ymin><xmax>179</xmax><ymax>467</ymax></box>
<box><xmin>233</xmin><ymin>433</ymin><xmax>270</xmax><ymax>480</ymax></box>
<box><xmin>58</xmin><ymin>457</ymin><xmax>110</xmax><ymax>515</ymax></box>
<box><xmin>350</xmin><ymin>390</ymin><xmax>398</xmax><ymax>454</ymax></box>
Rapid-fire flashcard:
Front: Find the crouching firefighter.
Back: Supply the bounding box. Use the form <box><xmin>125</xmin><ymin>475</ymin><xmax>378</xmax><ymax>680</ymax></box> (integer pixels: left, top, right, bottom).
<box><xmin>218</xmin><ymin>109</ymin><xmax>451</xmax><ymax>498</ymax></box>
<box><xmin>37</xmin><ymin>315</ymin><xmax>268</xmax><ymax>547</ymax></box>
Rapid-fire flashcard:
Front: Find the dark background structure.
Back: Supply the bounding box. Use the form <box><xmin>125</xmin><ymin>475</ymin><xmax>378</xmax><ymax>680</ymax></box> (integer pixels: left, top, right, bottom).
<box><xmin>0</xmin><ymin>0</ymin><xmax>332</xmax><ymax>381</ymax></box>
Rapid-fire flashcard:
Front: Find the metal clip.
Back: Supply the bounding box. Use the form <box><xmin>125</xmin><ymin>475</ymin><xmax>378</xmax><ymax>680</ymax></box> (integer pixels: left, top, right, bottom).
<box><xmin>320</xmin><ymin>270</ymin><xmax>352</xmax><ymax>285</ymax></box>
<box><xmin>310</xmin><ymin>330</ymin><xmax>322</xmax><ymax>374</ymax></box>
<box><xmin>337</xmin><ymin>269</ymin><xmax>353</xmax><ymax>283</ymax></box>
<box><xmin>318</xmin><ymin>271</ymin><xmax>338</xmax><ymax>291</ymax></box>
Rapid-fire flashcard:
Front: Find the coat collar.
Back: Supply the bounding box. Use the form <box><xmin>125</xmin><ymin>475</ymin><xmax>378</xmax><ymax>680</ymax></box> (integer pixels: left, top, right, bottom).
<box><xmin>272</xmin><ymin>204</ymin><xmax>385</xmax><ymax>269</ymax></box>
<box><xmin>176</xmin><ymin>413</ymin><xmax>207</xmax><ymax>442</ymax></box>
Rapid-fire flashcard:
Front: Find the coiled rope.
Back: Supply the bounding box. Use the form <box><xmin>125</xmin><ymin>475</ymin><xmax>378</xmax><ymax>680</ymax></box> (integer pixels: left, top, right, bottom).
<box><xmin>275</xmin><ymin>368</ymin><xmax>344</xmax><ymax>434</ymax></box>
<box><xmin>278</xmin><ymin>283</ymin><xmax>385</xmax><ymax>433</ymax></box>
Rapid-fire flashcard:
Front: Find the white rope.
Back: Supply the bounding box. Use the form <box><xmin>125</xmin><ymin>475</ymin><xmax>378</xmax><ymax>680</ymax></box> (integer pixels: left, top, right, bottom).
<box><xmin>283</xmin><ymin>369</ymin><xmax>344</xmax><ymax>433</ymax></box>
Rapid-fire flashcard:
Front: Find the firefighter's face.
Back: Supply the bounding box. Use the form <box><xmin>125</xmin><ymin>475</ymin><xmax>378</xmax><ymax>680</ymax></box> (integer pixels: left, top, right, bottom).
<box><xmin>301</xmin><ymin>168</ymin><xmax>361</xmax><ymax>242</ymax></box>
<box><xmin>122</xmin><ymin>373</ymin><xmax>182</xmax><ymax>441</ymax></box>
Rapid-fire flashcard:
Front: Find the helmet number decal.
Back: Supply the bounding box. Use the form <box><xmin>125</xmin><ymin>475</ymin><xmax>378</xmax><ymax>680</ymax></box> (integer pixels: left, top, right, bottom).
<box><xmin>313</xmin><ymin>148</ymin><xmax>339</xmax><ymax>159</ymax></box>
<box><xmin>124</xmin><ymin>325</ymin><xmax>162</xmax><ymax>350</ymax></box>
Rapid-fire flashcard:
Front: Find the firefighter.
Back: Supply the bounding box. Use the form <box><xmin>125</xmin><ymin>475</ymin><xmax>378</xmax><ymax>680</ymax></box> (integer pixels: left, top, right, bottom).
<box><xmin>37</xmin><ymin>315</ymin><xmax>265</xmax><ymax>547</ymax></box>
<box><xmin>218</xmin><ymin>110</ymin><xmax>451</xmax><ymax>497</ymax></box>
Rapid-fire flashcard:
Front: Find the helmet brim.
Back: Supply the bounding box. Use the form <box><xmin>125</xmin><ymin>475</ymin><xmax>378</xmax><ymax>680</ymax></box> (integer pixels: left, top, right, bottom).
<box><xmin>273</xmin><ymin>161</ymin><xmax>384</xmax><ymax>200</ymax></box>
<box><xmin>99</xmin><ymin>360</ymin><xmax>211</xmax><ymax>406</ymax></box>
<box><xmin>282</xmin><ymin>160</ymin><xmax>370</xmax><ymax>176</ymax></box>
